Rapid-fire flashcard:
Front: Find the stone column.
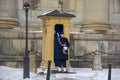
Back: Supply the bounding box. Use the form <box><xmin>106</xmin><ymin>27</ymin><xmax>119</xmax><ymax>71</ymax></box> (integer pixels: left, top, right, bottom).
<box><xmin>29</xmin><ymin>51</ymin><xmax>37</xmax><ymax>73</ymax></box>
<box><xmin>92</xmin><ymin>51</ymin><xmax>102</xmax><ymax>70</ymax></box>
<box><xmin>81</xmin><ymin>0</ymin><xmax>111</xmax><ymax>32</ymax></box>
<box><xmin>92</xmin><ymin>42</ymin><xmax>102</xmax><ymax>70</ymax></box>
<box><xmin>0</xmin><ymin>0</ymin><xmax>19</xmax><ymax>29</ymax></box>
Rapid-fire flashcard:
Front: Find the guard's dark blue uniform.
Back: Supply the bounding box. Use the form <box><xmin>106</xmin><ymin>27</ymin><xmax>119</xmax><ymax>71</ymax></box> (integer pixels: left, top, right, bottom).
<box><xmin>57</xmin><ymin>36</ymin><xmax>70</xmax><ymax>67</ymax></box>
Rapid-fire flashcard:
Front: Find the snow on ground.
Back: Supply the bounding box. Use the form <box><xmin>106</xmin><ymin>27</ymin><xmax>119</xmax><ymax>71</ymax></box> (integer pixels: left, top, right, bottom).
<box><xmin>0</xmin><ymin>66</ymin><xmax>120</xmax><ymax>80</ymax></box>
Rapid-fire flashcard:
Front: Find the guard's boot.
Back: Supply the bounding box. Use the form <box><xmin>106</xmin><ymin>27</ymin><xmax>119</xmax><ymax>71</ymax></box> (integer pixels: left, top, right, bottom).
<box><xmin>58</xmin><ymin>67</ymin><xmax>62</xmax><ymax>72</ymax></box>
<box><xmin>63</xmin><ymin>67</ymin><xmax>67</xmax><ymax>73</ymax></box>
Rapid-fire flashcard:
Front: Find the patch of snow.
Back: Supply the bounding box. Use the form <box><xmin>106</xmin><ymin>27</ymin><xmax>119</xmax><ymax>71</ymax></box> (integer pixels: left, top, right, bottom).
<box><xmin>0</xmin><ymin>66</ymin><xmax>120</xmax><ymax>80</ymax></box>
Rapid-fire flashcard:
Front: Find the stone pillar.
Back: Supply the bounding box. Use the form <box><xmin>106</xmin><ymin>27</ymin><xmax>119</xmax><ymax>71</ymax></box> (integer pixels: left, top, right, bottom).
<box><xmin>0</xmin><ymin>0</ymin><xmax>19</xmax><ymax>29</ymax></box>
<box><xmin>81</xmin><ymin>0</ymin><xmax>111</xmax><ymax>32</ymax></box>
<box><xmin>29</xmin><ymin>51</ymin><xmax>37</xmax><ymax>73</ymax></box>
<box><xmin>92</xmin><ymin>51</ymin><xmax>102</xmax><ymax>70</ymax></box>
<box><xmin>92</xmin><ymin>42</ymin><xmax>102</xmax><ymax>70</ymax></box>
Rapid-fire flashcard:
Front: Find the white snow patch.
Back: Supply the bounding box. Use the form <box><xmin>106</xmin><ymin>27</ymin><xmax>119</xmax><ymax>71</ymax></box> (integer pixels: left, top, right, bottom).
<box><xmin>0</xmin><ymin>66</ymin><xmax>120</xmax><ymax>80</ymax></box>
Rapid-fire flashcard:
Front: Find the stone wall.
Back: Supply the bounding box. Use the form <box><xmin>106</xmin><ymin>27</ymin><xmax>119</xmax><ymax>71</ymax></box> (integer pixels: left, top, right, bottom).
<box><xmin>0</xmin><ymin>31</ymin><xmax>120</xmax><ymax>68</ymax></box>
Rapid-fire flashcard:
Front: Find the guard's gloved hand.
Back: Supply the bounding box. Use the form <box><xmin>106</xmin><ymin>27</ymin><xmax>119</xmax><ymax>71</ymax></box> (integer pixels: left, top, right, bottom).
<box><xmin>63</xmin><ymin>47</ymin><xmax>68</xmax><ymax>50</ymax></box>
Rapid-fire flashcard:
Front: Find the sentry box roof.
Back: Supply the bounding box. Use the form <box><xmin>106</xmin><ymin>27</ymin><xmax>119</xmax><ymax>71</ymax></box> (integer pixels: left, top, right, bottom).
<box><xmin>37</xmin><ymin>10</ymin><xmax>75</xmax><ymax>18</ymax></box>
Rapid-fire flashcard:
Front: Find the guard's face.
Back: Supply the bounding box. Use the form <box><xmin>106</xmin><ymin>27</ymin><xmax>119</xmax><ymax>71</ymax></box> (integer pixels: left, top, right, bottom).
<box><xmin>60</xmin><ymin>34</ymin><xmax>64</xmax><ymax>37</ymax></box>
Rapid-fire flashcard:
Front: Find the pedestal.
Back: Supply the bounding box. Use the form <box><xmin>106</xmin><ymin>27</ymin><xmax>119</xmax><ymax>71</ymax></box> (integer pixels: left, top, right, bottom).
<box><xmin>92</xmin><ymin>52</ymin><xmax>102</xmax><ymax>70</ymax></box>
<box><xmin>29</xmin><ymin>51</ymin><xmax>37</xmax><ymax>73</ymax></box>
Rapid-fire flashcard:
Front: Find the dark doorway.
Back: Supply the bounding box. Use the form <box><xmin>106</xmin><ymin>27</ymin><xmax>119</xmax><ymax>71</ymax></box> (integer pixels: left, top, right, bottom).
<box><xmin>54</xmin><ymin>24</ymin><xmax>64</xmax><ymax>66</ymax></box>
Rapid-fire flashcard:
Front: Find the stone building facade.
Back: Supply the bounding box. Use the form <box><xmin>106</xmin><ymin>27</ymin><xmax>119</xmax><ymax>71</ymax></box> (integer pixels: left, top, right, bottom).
<box><xmin>0</xmin><ymin>0</ymin><xmax>120</xmax><ymax>68</ymax></box>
